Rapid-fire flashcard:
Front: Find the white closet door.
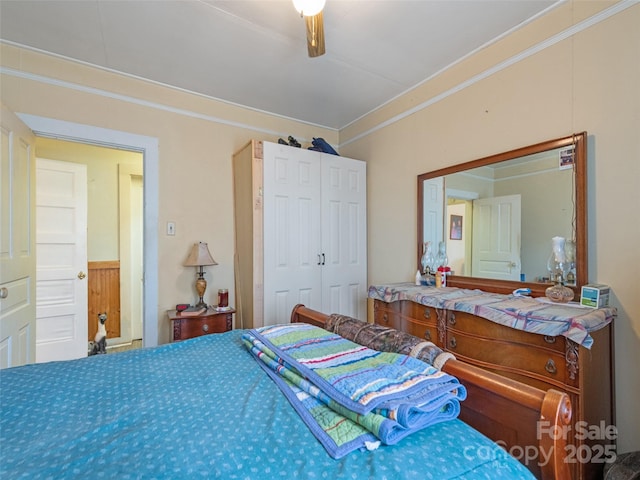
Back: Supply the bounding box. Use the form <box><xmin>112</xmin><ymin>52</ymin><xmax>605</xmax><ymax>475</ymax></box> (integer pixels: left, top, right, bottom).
<box><xmin>320</xmin><ymin>155</ymin><xmax>367</xmax><ymax>321</ymax></box>
<box><xmin>263</xmin><ymin>143</ymin><xmax>322</xmax><ymax>326</ymax></box>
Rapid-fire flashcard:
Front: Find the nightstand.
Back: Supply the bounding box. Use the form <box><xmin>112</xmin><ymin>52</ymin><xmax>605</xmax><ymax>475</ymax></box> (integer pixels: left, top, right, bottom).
<box><xmin>168</xmin><ymin>307</ymin><xmax>235</xmax><ymax>341</ymax></box>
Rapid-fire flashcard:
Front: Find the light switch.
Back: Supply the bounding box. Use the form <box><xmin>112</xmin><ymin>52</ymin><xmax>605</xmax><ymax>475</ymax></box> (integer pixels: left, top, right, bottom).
<box><xmin>167</xmin><ymin>222</ymin><xmax>176</xmax><ymax>236</ymax></box>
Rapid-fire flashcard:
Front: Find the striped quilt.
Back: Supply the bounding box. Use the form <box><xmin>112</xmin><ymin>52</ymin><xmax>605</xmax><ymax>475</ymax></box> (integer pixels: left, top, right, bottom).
<box><xmin>242</xmin><ymin>323</ymin><xmax>466</xmax><ymax>459</ymax></box>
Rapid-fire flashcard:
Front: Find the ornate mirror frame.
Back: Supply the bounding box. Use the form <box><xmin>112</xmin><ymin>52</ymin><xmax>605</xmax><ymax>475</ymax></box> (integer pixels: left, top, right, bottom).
<box><xmin>417</xmin><ymin>132</ymin><xmax>587</xmax><ymax>297</ymax></box>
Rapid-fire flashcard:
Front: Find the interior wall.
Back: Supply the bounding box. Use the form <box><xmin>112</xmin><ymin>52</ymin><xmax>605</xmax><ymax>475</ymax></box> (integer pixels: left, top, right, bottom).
<box><xmin>0</xmin><ymin>42</ymin><xmax>337</xmax><ymax>346</ymax></box>
<box><xmin>340</xmin><ymin>2</ymin><xmax>639</xmax><ymax>454</ymax></box>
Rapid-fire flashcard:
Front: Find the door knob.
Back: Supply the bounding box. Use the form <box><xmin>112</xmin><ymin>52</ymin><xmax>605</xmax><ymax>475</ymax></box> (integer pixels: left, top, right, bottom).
<box><xmin>77</xmin><ymin>271</ymin><xmax>86</xmax><ymax>280</ymax></box>
<box><xmin>0</xmin><ymin>287</ymin><xmax>8</xmax><ymax>299</ymax></box>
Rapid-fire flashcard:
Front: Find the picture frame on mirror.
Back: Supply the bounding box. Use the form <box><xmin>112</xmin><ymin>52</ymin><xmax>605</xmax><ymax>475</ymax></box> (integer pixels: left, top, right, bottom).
<box><xmin>450</xmin><ymin>215</ymin><xmax>463</xmax><ymax>240</ymax></box>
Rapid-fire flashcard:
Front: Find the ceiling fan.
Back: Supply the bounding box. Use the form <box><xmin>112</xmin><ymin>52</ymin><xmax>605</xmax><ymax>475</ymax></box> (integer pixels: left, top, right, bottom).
<box><xmin>292</xmin><ymin>0</ymin><xmax>326</xmax><ymax>57</ymax></box>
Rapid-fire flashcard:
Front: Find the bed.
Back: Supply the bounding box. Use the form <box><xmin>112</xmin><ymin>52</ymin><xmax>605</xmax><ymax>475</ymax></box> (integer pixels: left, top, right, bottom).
<box><xmin>0</xmin><ymin>305</ymin><xmax>571</xmax><ymax>480</ymax></box>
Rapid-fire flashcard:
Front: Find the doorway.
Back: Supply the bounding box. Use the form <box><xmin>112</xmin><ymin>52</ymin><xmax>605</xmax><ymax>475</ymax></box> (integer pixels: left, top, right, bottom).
<box><xmin>35</xmin><ymin>138</ymin><xmax>144</xmax><ymax>357</ymax></box>
<box><xmin>18</xmin><ymin>112</ymin><xmax>159</xmax><ymax>349</ymax></box>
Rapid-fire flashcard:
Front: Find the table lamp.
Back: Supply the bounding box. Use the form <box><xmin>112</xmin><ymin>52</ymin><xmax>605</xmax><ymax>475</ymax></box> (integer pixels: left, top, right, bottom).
<box><xmin>184</xmin><ymin>242</ymin><xmax>217</xmax><ymax>309</ymax></box>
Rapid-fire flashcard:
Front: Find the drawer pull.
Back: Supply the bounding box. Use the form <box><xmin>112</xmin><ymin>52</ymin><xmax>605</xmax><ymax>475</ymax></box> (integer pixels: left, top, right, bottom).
<box><xmin>423</xmin><ymin>309</ymin><xmax>431</xmax><ymax>320</ymax></box>
<box><xmin>544</xmin><ymin>335</ymin><xmax>557</xmax><ymax>344</ymax></box>
<box><xmin>382</xmin><ymin>313</ymin><xmax>389</xmax><ymax>325</ymax></box>
<box><xmin>449</xmin><ymin>337</ymin><xmax>457</xmax><ymax>349</ymax></box>
<box><xmin>449</xmin><ymin>313</ymin><xmax>456</xmax><ymax>325</ymax></box>
<box><xmin>202</xmin><ymin>324</ymin><xmax>209</xmax><ymax>332</ymax></box>
<box><xmin>424</xmin><ymin>329</ymin><xmax>432</xmax><ymax>341</ymax></box>
<box><xmin>545</xmin><ymin>359</ymin><xmax>557</xmax><ymax>375</ymax></box>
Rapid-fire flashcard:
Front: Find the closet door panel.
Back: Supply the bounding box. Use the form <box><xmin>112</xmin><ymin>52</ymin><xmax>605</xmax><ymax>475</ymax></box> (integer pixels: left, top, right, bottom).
<box><xmin>263</xmin><ymin>143</ymin><xmax>322</xmax><ymax>326</ymax></box>
<box><xmin>320</xmin><ymin>155</ymin><xmax>367</xmax><ymax>320</ymax></box>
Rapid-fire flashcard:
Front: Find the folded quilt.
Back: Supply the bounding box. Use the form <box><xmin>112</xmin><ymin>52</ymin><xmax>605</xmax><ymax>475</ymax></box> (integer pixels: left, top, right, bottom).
<box><xmin>243</xmin><ymin>323</ymin><xmax>466</xmax><ymax>458</ymax></box>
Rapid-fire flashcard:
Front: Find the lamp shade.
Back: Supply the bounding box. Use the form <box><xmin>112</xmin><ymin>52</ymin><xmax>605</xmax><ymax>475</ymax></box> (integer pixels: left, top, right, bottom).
<box><xmin>184</xmin><ymin>242</ymin><xmax>217</xmax><ymax>267</ymax></box>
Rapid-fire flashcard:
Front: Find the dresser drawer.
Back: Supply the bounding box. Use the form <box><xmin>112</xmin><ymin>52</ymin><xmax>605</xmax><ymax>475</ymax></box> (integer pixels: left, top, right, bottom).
<box><xmin>402</xmin><ymin>301</ymin><xmax>438</xmax><ymax>324</ymax></box>
<box><xmin>373</xmin><ymin>301</ymin><xmax>438</xmax><ymax>344</ymax></box>
<box><xmin>178</xmin><ymin>316</ymin><xmax>230</xmax><ymax>338</ymax></box>
<box><xmin>169</xmin><ymin>309</ymin><xmax>234</xmax><ymax>341</ymax></box>
<box><xmin>447</xmin><ymin>311</ymin><xmax>565</xmax><ymax>353</ymax></box>
<box><xmin>445</xmin><ymin>330</ymin><xmax>567</xmax><ymax>386</ymax></box>
<box><xmin>403</xmin><ymin>317</ymin><xmax>439</xmax><ymax>344</ymax></box>
<box><xmin>373</xmin><ymin>304</ymin><xmax>401</xmax><ymax>330</ymax></box>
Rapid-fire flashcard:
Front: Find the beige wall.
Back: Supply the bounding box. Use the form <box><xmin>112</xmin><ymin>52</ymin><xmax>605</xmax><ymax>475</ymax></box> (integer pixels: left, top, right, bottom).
<box><xmin>1</xmin><ymin>0</ymin><xmax>637</xmax><ymax>453</ymax></box>
<box><xmin>1</xmin><ymin>42</ymin><xmax>337</xmax><ymax>347</ymax></box>
<box><xmin>340</xmin><ymin>2</ymin><xmax>639</xmax><ymax>453</ymax></box>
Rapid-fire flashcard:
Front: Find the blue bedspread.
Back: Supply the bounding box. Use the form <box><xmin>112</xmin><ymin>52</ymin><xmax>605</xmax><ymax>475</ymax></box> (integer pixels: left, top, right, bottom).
<box><xmin>0</xmin><ymin>330</ymin><xmax>535</xmax><ymax>479</ymax></box>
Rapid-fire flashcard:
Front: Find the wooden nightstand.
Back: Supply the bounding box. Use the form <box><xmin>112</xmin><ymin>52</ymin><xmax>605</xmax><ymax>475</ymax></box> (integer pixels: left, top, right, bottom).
<box><xmin>168</xmin><ymin>308</ymin><xmax>235</xmax><ymax>341</ymax></box>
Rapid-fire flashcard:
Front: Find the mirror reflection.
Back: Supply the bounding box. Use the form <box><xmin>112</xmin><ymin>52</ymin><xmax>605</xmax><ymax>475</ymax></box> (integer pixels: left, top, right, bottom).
<box><xmin>418</xmin><ymin>133</ymin><xmax>587</xmax><ymax>295</ymax></box>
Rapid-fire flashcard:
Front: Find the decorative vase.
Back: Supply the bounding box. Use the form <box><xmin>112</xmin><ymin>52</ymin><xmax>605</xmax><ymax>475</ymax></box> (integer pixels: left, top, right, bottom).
<box><xmin>421</xmin><ymin>242</ymin><xmax>434</xmax><ymax>274</ymax></box>
<box><xmin>545</xmin><ymin>236</ymin><xmax>574</xmax><ymax>303</ymax></box>
<box><xmin>435</xmin><ymin>241</ymin><xmax>448</xmax><ymax>270</ymax></box>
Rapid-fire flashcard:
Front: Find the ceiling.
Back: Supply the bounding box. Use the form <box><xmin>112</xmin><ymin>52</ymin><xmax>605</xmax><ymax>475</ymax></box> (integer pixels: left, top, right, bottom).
<box><xmin>0</xmin><ymin>0</ymin><xmax>559</xmax><ymax>130</ymax></box>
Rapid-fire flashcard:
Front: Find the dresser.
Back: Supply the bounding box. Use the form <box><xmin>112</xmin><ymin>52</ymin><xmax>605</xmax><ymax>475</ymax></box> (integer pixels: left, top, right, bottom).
<box><xmin>168</xmin><ymin>308</ymin><xmax>235</xmax><ymax>341</ymax></box>
<box><xmin>371</xmin><ymin>285</ymin><xmax>615</xmax><ymax>480</ymax></box>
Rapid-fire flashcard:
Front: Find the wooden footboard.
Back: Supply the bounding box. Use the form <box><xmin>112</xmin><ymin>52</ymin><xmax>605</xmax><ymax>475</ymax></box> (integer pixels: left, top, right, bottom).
<box><xmin>291</xmin><ymin>304</ymin><xmax>572</xmax><ymax>480</ymax></box>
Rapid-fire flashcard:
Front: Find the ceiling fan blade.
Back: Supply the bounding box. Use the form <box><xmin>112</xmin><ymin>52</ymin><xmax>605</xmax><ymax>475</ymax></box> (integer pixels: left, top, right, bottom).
<box><xmin>305</xmin><ymin>11</ymin><xmax>325</xmax><ymax>57</ymax></box>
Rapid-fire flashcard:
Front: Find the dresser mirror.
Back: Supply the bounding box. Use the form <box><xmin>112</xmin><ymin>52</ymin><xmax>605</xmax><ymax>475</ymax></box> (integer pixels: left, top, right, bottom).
<box><xmin>417</xmin><ymin>132</ymin><xmax>587</xmax><ymax>296</ymax></box>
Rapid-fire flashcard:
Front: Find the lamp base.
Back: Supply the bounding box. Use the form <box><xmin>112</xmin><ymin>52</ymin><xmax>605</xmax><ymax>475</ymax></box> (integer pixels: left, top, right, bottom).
<box><xmin>194</xmin><ymin>272</ymin><xmax>208</xmax><ymax>309</ymax></box>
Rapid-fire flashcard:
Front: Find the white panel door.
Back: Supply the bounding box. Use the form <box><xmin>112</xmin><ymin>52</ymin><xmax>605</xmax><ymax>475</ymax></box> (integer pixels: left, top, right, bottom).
<box><xmin>0</xmin><ymin>105</ymin><xmax>37</xmax><ymax>369</ymax></box>
<box><xmin>422</xmin><ymin>177</ymin><xmax>444</xmax><ymax>252</ymax></box>
<box><xmin>471</xmin><ymin>194</ymin><xmax>521</xmax><ymax>281</ymax></box>
<box><xmin>320</xmin><ymin>155</ymin><xmax>367</xmax><ymax>320</ymax></box>
<box><xmin>263</xmin><ymin>142</ymin><xmax>322</xmax><ymax>326</ymax></box>
<box><xmin>35</xmin><ymin>158</ymin><xmax>88</xmax><ymax>362</ymax></box>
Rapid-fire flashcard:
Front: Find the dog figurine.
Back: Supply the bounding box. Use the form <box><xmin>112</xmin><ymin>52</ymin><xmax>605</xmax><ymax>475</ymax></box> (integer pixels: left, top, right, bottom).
<box><xmin>89</xmin><ymin>313</ymin><xmax>108</xmax><ymax>356</ymax></box>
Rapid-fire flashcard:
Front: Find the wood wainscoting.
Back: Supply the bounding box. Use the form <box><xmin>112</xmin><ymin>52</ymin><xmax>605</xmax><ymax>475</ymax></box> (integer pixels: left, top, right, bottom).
<box><xmin>88</xmin><ymin>261</ymin><xmax>121</xmax><ymax>340</ymax></box>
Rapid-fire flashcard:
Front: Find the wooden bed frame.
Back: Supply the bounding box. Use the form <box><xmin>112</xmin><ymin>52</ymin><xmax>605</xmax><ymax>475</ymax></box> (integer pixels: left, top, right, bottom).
<box><xmin>291</xmin><ymin>304</ymin><xmax>572</xmax><ymax>480</ymax></box>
